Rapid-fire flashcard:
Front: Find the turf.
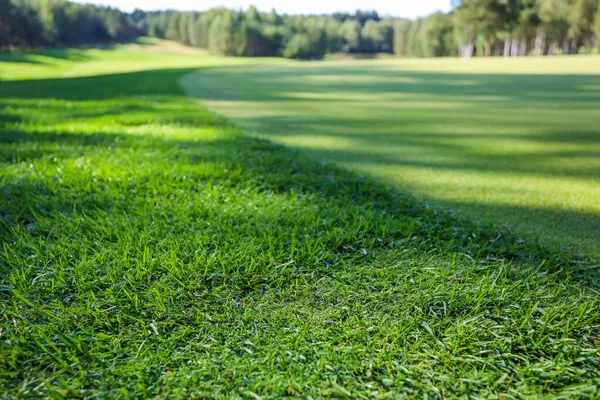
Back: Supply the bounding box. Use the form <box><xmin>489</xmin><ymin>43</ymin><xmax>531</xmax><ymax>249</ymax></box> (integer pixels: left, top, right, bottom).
<box><xmin>1</xmin><ymin>45</ymin><xmax>600</xmax><ymax>398</ymax></box>
<box><xmin>182</xmin><ymin>56</ymin><xmax>600</xmax><ymax>258</ymax></box>
<box><xmin>0</xmin><ymin>38</ymin><xmax>272</xmax><ymax>81</ymax></box>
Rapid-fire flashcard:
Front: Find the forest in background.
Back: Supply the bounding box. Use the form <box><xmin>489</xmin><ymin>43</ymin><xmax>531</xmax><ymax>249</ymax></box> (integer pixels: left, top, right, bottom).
<box><xmin>2</xmin><ymin>0</ymin><xmax>600</xmax><ymax>59</ymax></box>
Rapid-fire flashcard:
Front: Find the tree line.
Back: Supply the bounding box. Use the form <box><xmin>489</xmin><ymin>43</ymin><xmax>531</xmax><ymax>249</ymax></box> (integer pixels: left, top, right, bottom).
<box><xmin>449</xmin><ymin>0</ymin><xmax>600</xmax><ymax>57</ymax></box>
<box><xmin>1</xmin><ymin>0</ymin><xmax>139</xmax><ymax>49</ymax></box>
<box><xmin>2</xmin><ymin>0</ymin><xmax>599</xmax><ymax>58</ymax></box>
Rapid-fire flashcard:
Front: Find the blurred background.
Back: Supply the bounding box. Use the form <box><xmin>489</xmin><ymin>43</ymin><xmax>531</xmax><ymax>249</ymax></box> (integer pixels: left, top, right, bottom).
<box><xmin>1</xmin><ymin>0</ymin><xmax>599</xmax><ymax>58</ymax></box>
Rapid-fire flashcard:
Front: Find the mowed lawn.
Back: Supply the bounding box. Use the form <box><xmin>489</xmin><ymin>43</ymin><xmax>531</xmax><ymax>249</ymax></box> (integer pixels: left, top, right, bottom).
<box><xmin>183</xmin><ymin>57</ymin><xmax>600</xmax><ymax>257</ymax></box>
<box><xmin>1</xmin><ymin>45</ymin><xmax>600</xmax><ymax>397</ymax></box>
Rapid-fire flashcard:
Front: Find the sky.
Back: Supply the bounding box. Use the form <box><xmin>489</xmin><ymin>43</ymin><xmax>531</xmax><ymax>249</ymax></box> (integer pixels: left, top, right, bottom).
<box><xmin>73</xmin><ymin>0</ymin><xmax>452</xmax><ymax>19</ymax></box>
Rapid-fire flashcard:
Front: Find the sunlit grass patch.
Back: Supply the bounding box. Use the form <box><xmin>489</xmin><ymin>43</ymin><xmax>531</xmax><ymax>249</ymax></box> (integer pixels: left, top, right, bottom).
<box><xmin>184</xmin><ymin>57</ymin><xmax>600</xmax><ymax>257</ymax></box>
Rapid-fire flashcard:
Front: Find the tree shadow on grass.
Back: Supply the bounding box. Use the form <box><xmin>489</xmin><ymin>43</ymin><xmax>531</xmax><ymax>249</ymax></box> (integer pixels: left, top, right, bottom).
<box><xmin>189</xmin><ymin>65</ymin><xmax>600</xmax><ymax>108</ymax></box>
<box><xmin>242</xmin><ymin>117</ymin><xmax>600</xmax><ymax>180</ymax></box>
<box><xmin>0</xmin><ymin>38</ymin><xmax>162</xmax><ymax>64</ymax></box>
<box><xmin>2</xmin><ymin>121</ymin><xmax>598</xmax><ymax>286</ymax></box>
<box><xmin>0</xmin><ymin>68</ymin><xmax>201</xmax><ymax>99</ymax></box>
<box><xmin>0</xmin><ymin>67</ymin><xmax>597</xmax><ymax>277</ymax></box>
<box><xmin>0</xmin><ymin>49</ymin><xmax>92</xmax><ymax>64</ymax></box>
<box><xmin>224</xmin><ymin>113</ymin><xmax>600</xmax><ymax>257</ymax></box>
<box><xmin>183</xmin><ymin>66</ymin><xmax>600</xmax><ymax>257</ymax></box>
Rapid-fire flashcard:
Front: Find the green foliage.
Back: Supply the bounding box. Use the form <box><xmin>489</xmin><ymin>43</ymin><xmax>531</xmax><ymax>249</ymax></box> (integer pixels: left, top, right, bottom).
<box><xmin>266</xmin><ymin>8</ymin><xmax>282</xmax><ymax>25</ymax></box>
<box><xmin>282</xmin><ymin>32</ymin><xmax>326</xmax><ymax>59</ymax></box>
<box><xmin>594</xmin><ymin>5</ymin><xmax>600</xmax><ymax>48</ymax></box>
<box><xmin>4</xmin><ymin>0</ymin><xmax>599</xmax><ymax>58</ymax></box>
<box><xmin>567</xmin><ymin>0</ymin><xmax>597</xmax><ymax>39</ymax></box>
<box><xmin>405</xmin><ymin>18</ymin><xmax>422</xmax><ymax>56</ymax></box>
<box><xmin>0</xmin><ymin>0</ymin><xmax>45</xmax><ymax>48</ymax></box>
<box><xmin>164</xmin><ymin>12</ymin><xmax>180</xmax><ymax>41</ymax></box>
<box><xmin>141</xmin><ymin>8</ymin><xmax>396</xmax><ymax>59</ymax></box>
<box><xmin>1</xmin><ymin>47</ymin><xmax>599</xmax><ymax>398</ymax></box>
<box><xmin>361</xmin><ymin>19</ymin><xmax>393</xmax><ymax>53</ymax></box>
<box><xmin>341</xmin><ymin>19</ymin><xmax>362</xmax><ymax>52</ymax></box>
<box><xmin>283</xmin><ymin>33</ymin><xmax>311</xmax><ymax>58</ymax></box>
<box><xmin>245</xmin><ymin>5</ymin><xmax>260</xmax><ymax>22</ymax></box>
<box><xmin>208</xmin><ymin>11</ymin><xmax>235</xmax><ymax>56</ymax></box>
<box><xmin>418</xmin><ymin>12</ymin><xmax>455</xmax><ymax>57</ymax></box>
<box><xmin>392</xmin><ymin>19</ymin><xmax>412</xmax><ymax>56</ymax></box>
<box><xmin>1</xmin><ymin>0</ymin><xmax>138</xmax><ymax>49</ymax></box>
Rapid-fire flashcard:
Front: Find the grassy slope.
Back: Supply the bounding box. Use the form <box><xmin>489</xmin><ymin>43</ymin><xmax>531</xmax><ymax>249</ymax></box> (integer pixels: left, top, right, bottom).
<box><xmin>0</xmin><ymin>38</ymin><xmax>273</xmax><ymax>81</ymax></box>
<box><xmin>182</xmin><ymin>56</ymin><xmax>600</xmax><ymax>257</ymax></box>
<box><xmin>1</xmin><ymin>46</ymin><xmax>599</xmax><ymax>398</ymax></box>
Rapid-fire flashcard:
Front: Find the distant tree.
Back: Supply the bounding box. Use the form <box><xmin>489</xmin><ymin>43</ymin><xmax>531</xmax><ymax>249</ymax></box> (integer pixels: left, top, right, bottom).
<box><xmin>255</xmin><ymin>24</ymin><xmax>285</xmax><ymax>56</ymax></box>
<box><xmin>316</xmin><ymin>17</ymin><xmax>343</xmax><ymax>53</ymax></box>
<box><xmin>4</xmin><ymin>0</ymin><xmax>597</xmax><ymax>59</ymax></box>
<box><xmin>406</xmin><ymin>18</ymin><xmax>422</xmax><ymax>56</ymax></box>
<box><xmin>567</xmin><ymin>0</ymin><xmax>598</xmax><ymax>53</ymax></box>
<box><xmin>340</xmin><ymin>19</ymin><xmax>361</xmax><ymax>52</ymax></box>
<box><xmin>454</xmin><ymin>0</ymin><xmax>497</xmax><ymax>57</ymax></box>
<box><xmin>361</xmin><ymin>19</ymin><xmax>382</xmax><ymax>52</ymax></box>
<box><xmin>131</xmin><ymin>9</ymin><xmax>147</xmax><ymax>34</ymax></box>
<box><xmin>283</xmin><ymin>33</ymin><xmax>312</xmax><ymax>58</ymax></box>
<box><xmin>0</xmin><ymin>0</ymin><xmax>16</xmax><ymax>48</ymax></box>
<box><xmin>208</xmin><ymin>10</ymin><xmax>235</xmax><ymax>55</ymax></box>
<box><xmin>283</xmin><ymin>31</ymin><xmax>326</xmax><ymax>59</ymax></box>
<box><xmin>2</xmin><ymin>0</ymin><xmax>45</xmax><ymax>48</ymax></box>
<box><xmin>245</xmin><ymin>5</ymin><xmax>260</xmax><ymax>23</ymax></box>
<box><xmin>165</xmin><ymin>12</ymin><xmax>181</xmax><ymax>41</ymax></box>
<box><xmin>0</xmin><ymin>0</ymin><xmax>13</xmax><ymax>46</ymax></box>
<box><xmin>354</xmin><ymin>10</ymin><xmax>380</xmax><ymax>24</ymax></box>
<box><xmin>177</xmin><ymin>12</ymin><xmax>194</xmax><ymax>45</ymax></box>
<box><xmin>537</xmin><ymin>0</ymin><xmax>570</xmax><ymax>54</ymax></box>
<box><xmin>103</xmin><ymin>7</ymin><xmax>135</xmax><ymax>41</ymax></box>
<box><xmin>420</xmin><ymin>12</ymin><xmax>455</xmax><ymax>57</ymax></box>
<box><xmin>594</xmin><ymin>5</ymin><xmax>600</xmax><ymax>50</ymax></box>
<box><xmin>38</xmin><ymin>0</ymin><xmax>55</xmax><ymax>44</ymax></box>
<box><xmin>265</xmin><ymin>8</ymin><xmax>282</xmax><ymax>25</ymax></box>
<box><xmin>511</xmin><ymin>0</ymin><xmax>540</xmax><ymax>56</ymax></box>
<box><xmin>393</xmin><ymin>19</ymin><xmax>412</xmax><ymax>56</ymax></box>
<box><xmin>191</xmin><ymin>13</ymin><xmax>214</xmax><ymax>48</ymax></box>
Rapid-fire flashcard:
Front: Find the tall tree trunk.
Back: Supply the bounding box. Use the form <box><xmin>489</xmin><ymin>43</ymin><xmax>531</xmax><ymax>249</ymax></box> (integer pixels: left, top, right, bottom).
<box><xmin>511</xmin><ymin>39</ymin><xmax>519</xmax><ymax>56</ymax></box>
<box><xmin>465</xmin><ymin>28</ymin><xmax>474</xmax><ymax>58</ymax></box>
<box><xmin>584</xmin><ymin>37</ymin><xmax>592</xmax><ymax>54</ymax></box>
<box><xmin>548</xmin><ymin>40</ymin><xmax>557</xmax><ymax>55</ymax></box>
<box><xmin>534</xmin><ymin>29</ymin><xmax>545</xmax><ymax>55</ymax></box>
<box><xmin>519</xmin><ymin>40</ymin><xmax>527</xmax><ymax>56</ymax></box>
<box><xmin>466</xmin><ymin>42</ymin><xmax>474</xmax><ymax>58</ymax></box>
<box><xmin>570</xmin><ymin>38</ymin><xmax>578</xmax><ymax>54</ymax></box>
<box><xmin>484</xmin><ymin>40</ymin><xmax>491</xmax><ymax>56</ymax></box>
<box><xmin>562</xmin><ymin>36</ymin><xmax>569</xmax><ymax>54</ymax></box>
<box><xmin>494</xmin><ymin>40</ymin><xmax>502</xmax><ymax>56</ymax></box>
<box><xmin>504</xmin><ymin>37</ymin><xmax>511</xmax><ymax>57</ymax></box>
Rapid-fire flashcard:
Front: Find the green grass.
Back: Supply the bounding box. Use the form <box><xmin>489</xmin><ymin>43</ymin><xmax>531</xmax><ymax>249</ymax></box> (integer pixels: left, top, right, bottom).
<box><xmin>0</xmin><ymin>38</ymin><xmax>273</xmax><ymax>81</ymax></box>
<box><xmin>1</xmin><ymin>46</ymin><xmax>600</xmax><ymax>398</ymax></box>
<box><xmin>182</xmin><ymin>56</ymin><xmax>600</xmax><ymax>257</ymax></box>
